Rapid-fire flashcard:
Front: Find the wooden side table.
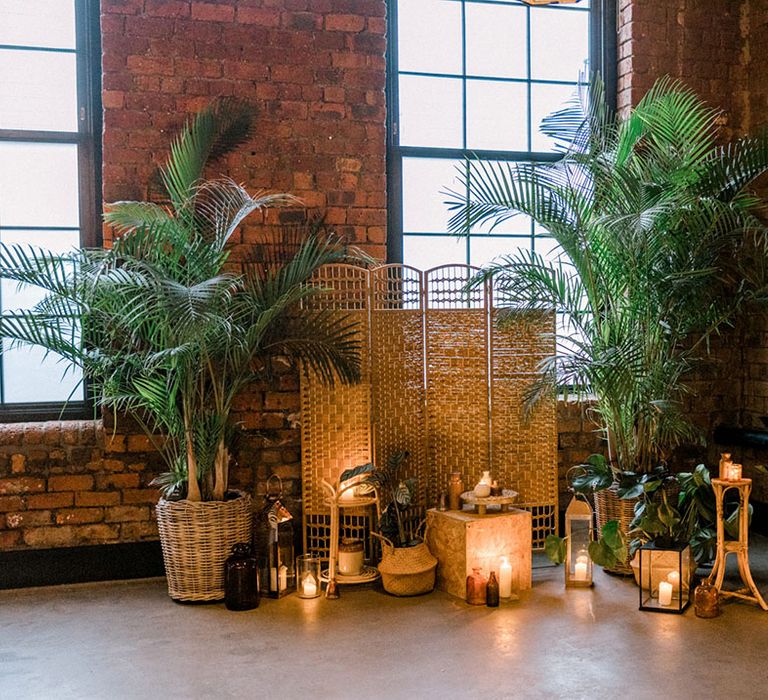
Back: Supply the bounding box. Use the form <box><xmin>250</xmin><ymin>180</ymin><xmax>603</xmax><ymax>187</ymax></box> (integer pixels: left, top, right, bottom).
<box><xmin>708</xmin><ymin>478</ymin><xmax>768</xmax><ymax>610</ymax></box>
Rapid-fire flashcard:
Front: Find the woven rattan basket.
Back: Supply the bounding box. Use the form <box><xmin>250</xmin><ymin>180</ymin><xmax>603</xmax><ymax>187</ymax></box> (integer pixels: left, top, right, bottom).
<box><xmin>156</xmin><ymin>491</ymin><xmax>252</xmax><ymax>602</ymax></box>
<box><xmin>373</xmin><ymin>532</ymin><xmax>437</xmax><ymax>596</ymax></box>
<box><xmin>594</xmin><ymin>486</ymin><xmax>638</xmax><ymax>576</ymax></box>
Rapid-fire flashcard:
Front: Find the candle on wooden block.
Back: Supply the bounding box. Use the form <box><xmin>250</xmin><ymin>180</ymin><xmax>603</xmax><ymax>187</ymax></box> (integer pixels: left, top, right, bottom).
<box><xmin>658</xmin><ymin>580</ymin><xmax>673</xmax><ymax>606</ymax></box>
<box><xmin>499</xmin><ymin>557</ymin><xmax>513</xmax><ymax>598</ymax></box>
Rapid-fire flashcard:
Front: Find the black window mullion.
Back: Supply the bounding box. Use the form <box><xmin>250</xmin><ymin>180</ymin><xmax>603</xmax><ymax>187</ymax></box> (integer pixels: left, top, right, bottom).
<box><xmin>389</xmin><ymin>0</ymin><xmax>611</xmax><ymax>269</ymax></box>
<box><xmin>0</xmin><ymin>0</ymin><xmax>99</xmax><ymax>421</ymax></box>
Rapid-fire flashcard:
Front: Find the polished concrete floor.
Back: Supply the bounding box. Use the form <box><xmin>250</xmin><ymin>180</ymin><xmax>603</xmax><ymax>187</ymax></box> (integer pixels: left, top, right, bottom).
<box><xmin>3</xmin><ymin>546</ymin><xmax>768</xmax><ymax>700</ymax></box>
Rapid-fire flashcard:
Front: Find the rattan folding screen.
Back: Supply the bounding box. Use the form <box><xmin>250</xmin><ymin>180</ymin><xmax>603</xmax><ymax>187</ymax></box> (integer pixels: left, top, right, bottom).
<box><xmin>301</xmin><ymin>264</ymin><xmax>557</xmax><ymax>555</ymax></box>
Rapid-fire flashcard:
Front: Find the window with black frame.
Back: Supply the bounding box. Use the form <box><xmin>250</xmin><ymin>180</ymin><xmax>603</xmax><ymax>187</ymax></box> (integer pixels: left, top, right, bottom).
<box><xmin>0</xmin><ymin>0</ymin><xmax>100</xmax><ymax>420</ymax></box>
<box><xmin>388</xmin><ymin>0</ymin><xmax>614</xmax><ymax>269</ymax></box>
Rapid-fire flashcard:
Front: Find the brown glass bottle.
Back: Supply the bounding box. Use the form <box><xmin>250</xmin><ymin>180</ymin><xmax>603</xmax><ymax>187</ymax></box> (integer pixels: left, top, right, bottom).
<box><xmin>225</xmin><ymin>542</ymin><xmax>260</xmax><ymax>611</ymax></box>
<box><xmin>466</xmin><ymin>567</ymin><xmax>487</xmax><ymax>605</ymax></box>
<box><xmin>486</xmin><ymin>571</ymin><xmax>500</xmax><ymax>607</ymax></box>
<box><xmin>448</xmin><ymin>472</ymin><xmax>464</xmax><ymax>511</ymax></box>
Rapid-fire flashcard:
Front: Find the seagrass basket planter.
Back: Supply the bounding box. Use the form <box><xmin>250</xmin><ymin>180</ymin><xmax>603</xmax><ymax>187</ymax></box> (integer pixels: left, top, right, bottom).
<box><xmin>594</xmin><ymin>486</ymin><xmax>637</xmax><ymax>576</ymax></box>
<box><xmin>373</xmin><ymin>532</ymin><xmax>437</xmax><ymax>596</ymax></box>
<box><xmin>156</xmin><ymin>491</ymin><xmax>252</xmax><ymax>602</ymax></box>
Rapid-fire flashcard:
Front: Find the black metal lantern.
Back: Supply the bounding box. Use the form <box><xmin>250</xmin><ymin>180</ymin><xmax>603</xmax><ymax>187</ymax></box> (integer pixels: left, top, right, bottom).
<box><xmin>254</xmin><ymin>476</ymin><xmax>296</xmax><ymax>598</ymax></box>
<box><xmin>638</xmin><ymin>541</ymin><xmax>692</xmax><ymax>614</ymax></box>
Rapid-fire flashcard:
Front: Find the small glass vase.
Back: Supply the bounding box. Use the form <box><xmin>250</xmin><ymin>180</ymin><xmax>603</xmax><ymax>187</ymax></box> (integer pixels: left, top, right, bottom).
<box><xmin>296</xmin><ymin>554</ymin><xmax>322</xmax><ymax>599</ymax></box>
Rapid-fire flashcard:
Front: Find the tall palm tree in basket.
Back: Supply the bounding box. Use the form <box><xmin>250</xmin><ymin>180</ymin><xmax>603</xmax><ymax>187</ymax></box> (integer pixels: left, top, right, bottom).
<box><xmin>0</xmin><ymin>99</ymin><xmax>365</xmax><ymax>600</ymax></box>
<box><xmin>445</xmin><ymin>77</ymin><xmax>768</xmax><ymax>571</ymax></box>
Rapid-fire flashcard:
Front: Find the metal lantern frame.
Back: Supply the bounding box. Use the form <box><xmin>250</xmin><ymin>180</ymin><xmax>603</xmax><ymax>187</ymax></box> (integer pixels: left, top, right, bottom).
<box><xmin>256</xmin><ymin>476</ymin><xmax>296</xmax><ymax>599</ymax></box>
<box><xmin>564</xmin><ymin>493</ymin><xmax>594</xmax><ymax>588</ymax></box>
<box><xmin>638</xmin><ymin>541</ymin><xmax>692</xmax><ymax>614</ymax></box>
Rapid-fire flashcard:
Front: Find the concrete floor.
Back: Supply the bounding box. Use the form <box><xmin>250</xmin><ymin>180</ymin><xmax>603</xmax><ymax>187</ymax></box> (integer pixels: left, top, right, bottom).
<box><xmin>3</xmin><ymin>547</ymin><xmax>768</xmax><ymax>700</ymax></box>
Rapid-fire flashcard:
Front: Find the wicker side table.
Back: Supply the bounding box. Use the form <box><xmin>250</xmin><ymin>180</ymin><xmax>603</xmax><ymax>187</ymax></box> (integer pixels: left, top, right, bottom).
<box><xmin>708</xmin><ymin>478</ymin><xmax>768</xmax><ymax>610</ymax></box>
<box><xmin>321</xmin><ymin>480</ymin><xmax>381</xmax><ymax>587</ymax></box>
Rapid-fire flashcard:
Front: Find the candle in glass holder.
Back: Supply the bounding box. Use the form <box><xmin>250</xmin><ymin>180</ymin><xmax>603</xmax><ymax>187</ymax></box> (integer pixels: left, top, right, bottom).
<box><xmin>658</xmin><ymin>580</ymin><xmax>673</xmax><ymax>606</ymax></box>
<box><xmin>574</xmin><ymin>561</ymin><xmax>588</xmax><ymax>582</ymax></box>
<box><xmin>667</xmin><ymin>570</ymin><xmax>680</xmax><ymax>593</ymax></box>
<box><xmin>499</xmin><ymin>557</ymin><xmax>513</xmax><ymax>598</ymax></box>
<box><xmin>731</xmin><ymin>464</ymin><xmax>742</xmax><ymax>481</ymax></box>
<box><xmin>302</xmin><ymin>574</ymin><xmax>317</xmax><ymax>598</ymax></box>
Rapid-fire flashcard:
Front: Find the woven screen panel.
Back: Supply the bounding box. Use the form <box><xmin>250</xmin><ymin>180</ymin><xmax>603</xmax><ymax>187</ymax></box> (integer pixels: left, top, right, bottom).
<box><xmin>424</xmin><ymin>266</ymin><xmax>490</xmax><ymax>505</ymax></box>
<box><xmin>370</xmin><ymin>265</ymin><xmax>429</xmax><ymax>508</ymax></box>
<box><xmin>300</xmin><ymin>265</ymin><xmax>371</xmax><ymax>522</ymax></box>
<box><xmin>300</xmin><ymin>264</ymin><xmax>558</xmax><ymax>553</ymax></box>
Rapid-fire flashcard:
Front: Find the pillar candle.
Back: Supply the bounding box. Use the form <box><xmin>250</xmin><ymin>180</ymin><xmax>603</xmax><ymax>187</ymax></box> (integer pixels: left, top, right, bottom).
<box><xmin>667</xmin><ymin>570</ymin><xmax>680</xmax><ymax>593</ymax></box>
<box><xmin>659</xmin><ymin>580</ymin><xmax>673</xmax><ymax>606</ymax></box>
<box><xmin>499</xmin><ymin>557</ymin><xmax>513</xmax><ymax>598</ymax></box>
<box><xmin>302</xmin><ymin>575</ymin><xmax>317</xmax><ymax>597</ymax></box>
<box><xmin>574</xmin><ymin>561</ymin><xmax>588</xmax><ymax>581</ymax></box>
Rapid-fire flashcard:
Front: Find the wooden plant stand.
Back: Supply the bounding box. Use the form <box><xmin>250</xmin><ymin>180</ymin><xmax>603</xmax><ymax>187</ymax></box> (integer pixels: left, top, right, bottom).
<box><xmin>708</xmin><ymin>478</ymin><xmax>768</xmax><ymax>610</ymax></box>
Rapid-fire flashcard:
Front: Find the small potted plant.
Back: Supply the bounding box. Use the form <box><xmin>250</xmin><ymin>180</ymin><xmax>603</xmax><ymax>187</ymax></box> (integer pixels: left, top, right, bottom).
<box><xmin>340</xmin><ymin>452</ymin><xmax>437</xmax><ymax>596</ymax></box>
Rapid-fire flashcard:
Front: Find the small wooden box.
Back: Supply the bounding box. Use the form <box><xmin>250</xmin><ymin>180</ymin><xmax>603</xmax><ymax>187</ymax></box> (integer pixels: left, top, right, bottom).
<box><xmin>426</xmin><ymin>508</ymin><xmax>532</xmax><ymax>599</ymax></box>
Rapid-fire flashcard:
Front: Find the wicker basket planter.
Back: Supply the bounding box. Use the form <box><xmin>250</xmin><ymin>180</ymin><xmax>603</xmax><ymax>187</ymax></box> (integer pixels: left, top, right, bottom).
<box><xmin>156</xmin><ymin>491</ymin><xmax>253</xmax><ymax>602</ymax></box>
<box><xmin>594</xmin><ymin>486</ymin><xmax>638</xmax><ymax>576</ymax></box>
<box><xmin>373</xmin><ymin>533</ymin><xmax>437</xmax><ymax>596</ymax></box>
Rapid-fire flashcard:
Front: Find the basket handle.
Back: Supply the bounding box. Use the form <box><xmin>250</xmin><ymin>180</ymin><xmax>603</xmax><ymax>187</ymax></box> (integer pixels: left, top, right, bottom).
<box><xmin>370</xmin><ymin>531</ymin><xmax>395</xmax><ymax>554</ymax></box>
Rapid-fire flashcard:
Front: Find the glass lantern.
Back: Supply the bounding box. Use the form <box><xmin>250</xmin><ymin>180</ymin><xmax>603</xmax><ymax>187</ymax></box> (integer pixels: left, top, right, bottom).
<box><xmin>565</xmin><ymin>494</ymin><xmax>593</xmax><ymax>588</ymax></box>
<box><xmin>296</xmin><ymin>554</ymin><xmax>322</xmax><ymax>599</ymax></box>
<box><xmin>638</xmin><ymin>541</ymin><xmax>692</xmax><ymax>613</ymax></box>
<box><xmin>254</xmin><ymin>476</ymin><xmax>296</xmax><ymax>599</ymax></box>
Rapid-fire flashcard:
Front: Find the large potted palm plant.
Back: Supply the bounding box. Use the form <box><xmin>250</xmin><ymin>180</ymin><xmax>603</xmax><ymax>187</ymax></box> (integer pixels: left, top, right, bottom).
<box><xmin>0</xmin><ymin>99</ymin><xmax>364</xmax><ymax>600</ymax></box>
<box><xmin>445</xmin><ymin>77</ymin><xmax>768</xmax><ymax>572</ymax></box>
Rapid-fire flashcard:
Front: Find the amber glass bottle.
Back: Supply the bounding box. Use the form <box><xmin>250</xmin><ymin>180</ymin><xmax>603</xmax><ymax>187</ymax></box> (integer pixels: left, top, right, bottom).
<box><xmin>486</xmin><ymin>571</ymin><xmax>500</xmax><ymax>607</ymax></box>
<box><xmin>466</xmin><ymin>567</ymin><xmax>487</xmax><ymax>605</ymax></box>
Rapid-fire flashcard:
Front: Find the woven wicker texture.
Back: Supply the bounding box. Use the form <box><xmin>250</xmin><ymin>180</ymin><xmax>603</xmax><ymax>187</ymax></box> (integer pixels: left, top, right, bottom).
<box><xmin>300</xmin><ymin>264</ymin><xmax>371</xmax><ymax>520</ymax></box>
<box><xmin>424</xmin><ymin>266</ymin><xmax>490</xmax><ymax>506</ymax></box>
<box><xmin>374</xmin><ymin>534</ymin><xmax>437</xmax><ymax>596</ymax></box>
<box><xmin>371</xmin><ymin>265</ymin><xmax>429</xmax><ymax>507</ymax></box>
<box><xmin>594</xmin><ymin>487</ymin><xmax>637</xmax><ymax>575</ymax></box>
<box><xmin>156</xmin><ymin>491</ymin><xmax>252</xmax><ymax>601</ymax></box>
<box><xmin>300</xmin><ymin>264</ymin><xmax>557</xmax><ymax>554</ymax></box>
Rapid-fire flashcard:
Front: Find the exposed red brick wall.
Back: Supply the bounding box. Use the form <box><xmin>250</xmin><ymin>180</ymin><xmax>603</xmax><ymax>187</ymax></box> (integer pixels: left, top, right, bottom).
<box><xmin>0</xmin><ymin>421</ymin><xmax>160</xmax><ymax>549</ymax></box>
<box><xmin>100</xmin><ymin>0</ymin><xmax>388</xmax><ymax>260</ymax></box>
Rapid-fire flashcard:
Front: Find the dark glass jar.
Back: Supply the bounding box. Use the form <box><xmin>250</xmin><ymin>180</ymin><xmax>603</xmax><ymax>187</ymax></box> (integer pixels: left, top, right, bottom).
<box><xmin>486</xmin><ymin>571</ymin><xmax>500</xmax><ymax>607</ymax></box>
<box><xmin>225</xmin><ymin>542</ymin><xmax>260</xmax><ymax>611</ymax></box>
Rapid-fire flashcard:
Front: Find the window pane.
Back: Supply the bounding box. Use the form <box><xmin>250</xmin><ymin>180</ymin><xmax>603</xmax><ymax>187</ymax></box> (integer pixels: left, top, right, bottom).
<box><xmin>402</xmin><ymin>158</ymin><xmax>463</xmax><ymax>233</ymax></box>
<box><xmin>0</xmin><ymin>229</ymin><xmax>82</xmax><ymax>404</ymax></box>
<box><xmin>0</xmin><ymin>49</ymin><xmax>78</xmax><ymax>131</ymax></box>
<box><xmin>466</xmin><ymin>80</ymin><xmax>528</xmax><ymax>151</ymax></box>
<box><xmin>466</xmin><ymin>3</ymin><xmax>527</xmax><ymax>79</ymax></box>
<box><xmin>530</xmin><ymin>8</ymin><xmax>589</xmax><ymax>82</ymax></box>
<box><xmin>398</xmin><ymin>0</ymin><xmax>462</xmax><ymax>75</ymax></box>
<box><xmin>0</xmin><ymin>142</ymin><xmax>80</xmax><ymax>227</ymax></box>
<box><xmin>0</xmin><ymin>0</ymin><xmax>76</xmax><ymax>49</ymax></box>
<box><xmin>0</xmin><ymin>229</ymin><xmax>79</xmax><ymax>309</ymax></box>
<box><xmin>531</xmin><ymin>83</ymin><xmax>577</xmax><ymax>152</ymax></box>
<box><xmin>470</xmin><ymin>236</ymin><xmax>529</xmax><ymax>267</ymax></box>
<box><xmin>399</xmin><ymin>75</ymin><xmax>463</xmax><ymax>148</ymax></box>
<box><xmin>404</xmin><ymin>235</ymin><xmax>466</xmax><ymax>270</ymax></box>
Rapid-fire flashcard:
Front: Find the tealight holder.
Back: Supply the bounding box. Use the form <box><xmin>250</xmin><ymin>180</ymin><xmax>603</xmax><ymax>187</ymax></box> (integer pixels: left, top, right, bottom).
<box><xmin>296</xmin><ymin>554</ymin><xmax>322</xmax><ymax>599</ymax></box>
